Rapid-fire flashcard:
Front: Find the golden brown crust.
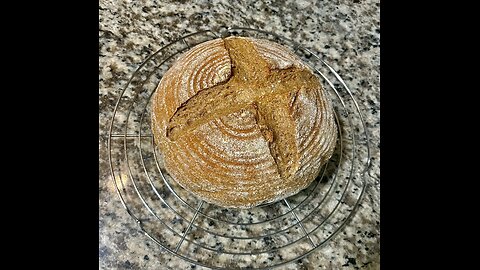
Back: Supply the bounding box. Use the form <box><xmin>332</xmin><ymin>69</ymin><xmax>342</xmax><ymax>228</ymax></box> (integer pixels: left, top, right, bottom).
<box><xmin>151</xmin><ymin>37</ymin><xmax>337</xmax><ymax>208</ymax></box>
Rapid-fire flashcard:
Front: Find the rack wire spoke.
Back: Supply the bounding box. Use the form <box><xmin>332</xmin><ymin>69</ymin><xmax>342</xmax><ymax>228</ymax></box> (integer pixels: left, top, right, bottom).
<box><xmin>175</xmin><ymin>201</ymin><xmax>204</xmax><ymax>252</ymax></box>
<box><xmin>107</xmin><ymin>27</ymin><xmax>372</xmax><ymax>269</ymax></box>
<box><xmin>283</xmin><ymin>199</ymin><xmax>316</xmax><ymax>248</ymax></box>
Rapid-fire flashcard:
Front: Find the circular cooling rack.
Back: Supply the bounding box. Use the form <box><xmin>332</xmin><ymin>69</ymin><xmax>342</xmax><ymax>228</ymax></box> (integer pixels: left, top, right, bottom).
<box><xmin>108</xmin><ymin>27</ymin><xmax>371</xmax><ymax>269</ymax></box>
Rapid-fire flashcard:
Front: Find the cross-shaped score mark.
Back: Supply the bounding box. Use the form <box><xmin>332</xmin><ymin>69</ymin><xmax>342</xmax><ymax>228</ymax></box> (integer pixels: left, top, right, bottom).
<box><xmin>166</xmin><ymin>38</ymin><xmax>321</xmax><ymax>178</ymax></box>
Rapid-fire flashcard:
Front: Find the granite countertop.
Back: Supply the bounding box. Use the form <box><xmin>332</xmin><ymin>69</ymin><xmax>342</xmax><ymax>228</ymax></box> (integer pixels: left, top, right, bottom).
<box><xmin>99</xmin><ymin>0</ymin><xmax>380</xmax><ymax>269</ymax></box>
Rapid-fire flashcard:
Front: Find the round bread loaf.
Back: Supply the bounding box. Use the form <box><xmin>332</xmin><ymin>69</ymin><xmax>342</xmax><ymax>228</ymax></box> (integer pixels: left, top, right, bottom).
<box><xmin>151</xmin><ymin>36</ymin><xmax>337</xmax><ymax>208</ymax></box>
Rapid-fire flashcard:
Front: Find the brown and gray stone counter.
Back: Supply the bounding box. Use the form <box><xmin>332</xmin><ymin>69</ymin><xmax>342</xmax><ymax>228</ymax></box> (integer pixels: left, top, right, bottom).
<box><xmin>99</xmin><ymin>0</ymin><xmax>379</xmax><ymax>269</ymax></box>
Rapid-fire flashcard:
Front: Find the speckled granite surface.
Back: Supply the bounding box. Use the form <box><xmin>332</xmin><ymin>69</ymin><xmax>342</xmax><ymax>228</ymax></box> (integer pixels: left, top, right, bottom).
<box><xmin>99</xmin><ymin>0</ymin><xmax>379</xmax><ymax>269</ymax></box>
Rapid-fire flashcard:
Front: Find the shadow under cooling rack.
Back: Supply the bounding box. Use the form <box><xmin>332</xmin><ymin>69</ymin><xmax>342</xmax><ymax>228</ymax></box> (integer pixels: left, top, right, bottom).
<box><xmin>108</xmin><ymin>27</ymin><xmax>371</xmax><ymax>269</ymax></box>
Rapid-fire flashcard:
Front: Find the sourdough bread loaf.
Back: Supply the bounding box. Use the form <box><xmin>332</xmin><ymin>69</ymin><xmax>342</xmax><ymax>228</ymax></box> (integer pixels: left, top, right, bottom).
<box><xmin>151</xmin><ymin>36</ymin><xmax>337</xmax><ymax>208</ymax></box>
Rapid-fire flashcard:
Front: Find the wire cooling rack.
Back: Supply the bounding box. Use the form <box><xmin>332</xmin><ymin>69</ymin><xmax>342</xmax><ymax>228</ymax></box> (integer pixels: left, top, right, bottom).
<box><xmin>107</xmin><ymin>27</ymin><xmax>371</xmax><ymax>269</ymax></box>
